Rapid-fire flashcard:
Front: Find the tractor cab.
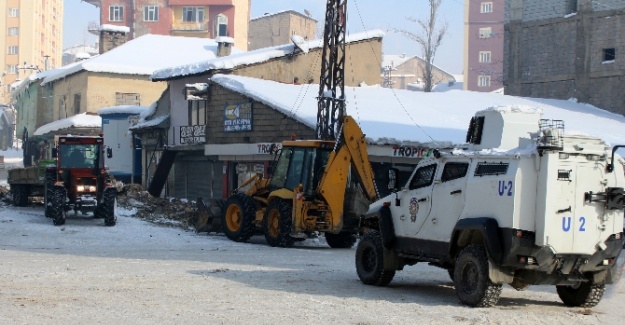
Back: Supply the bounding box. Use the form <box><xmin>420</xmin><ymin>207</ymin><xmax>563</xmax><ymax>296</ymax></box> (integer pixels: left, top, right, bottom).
<box><xmin>268</xmin><ymin>141</ymin><xmax>333</xmax><ymax>196</ymax></box>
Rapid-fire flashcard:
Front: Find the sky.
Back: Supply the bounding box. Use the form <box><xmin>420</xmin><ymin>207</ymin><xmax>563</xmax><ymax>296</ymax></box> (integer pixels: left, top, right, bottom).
<box><xmin>63</xmin><ymin>0</ymin><xmax>466</xmax><ymax>74</ymax></box>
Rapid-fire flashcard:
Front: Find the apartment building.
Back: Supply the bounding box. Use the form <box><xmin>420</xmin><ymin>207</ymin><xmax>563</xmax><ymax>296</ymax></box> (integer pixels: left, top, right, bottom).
<box><xmin>1</xmin><ymin>0</ymin><xmax>63</xmax><ymax>104</ymax></box>
<box><xmin>504</xmin><ymin>0</ymin><xmax>625</xmax><ymax>115</ymax></box>
<box><xmin>463</xmin><ymin>0</ymin><xmax>504</xmax><ymax>92</ymax></box>
<box><xmin>83</xmin><ymin>0</ymin><xmax>250</xmax><ymax>50</ymax></box>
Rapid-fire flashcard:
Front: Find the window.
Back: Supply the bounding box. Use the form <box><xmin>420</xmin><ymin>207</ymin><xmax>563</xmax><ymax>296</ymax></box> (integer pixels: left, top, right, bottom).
<box><xmin>9</xmin><ymin>8</ymin><xmax>19</xmax><ymax>17</ymax></box>
<box><xmin>603</xmin><ymin>48</ymin><xmax>615</xmax><ymax>62</ymax></box>
<box><xmin>475</xmin><ymin>162</ymin><xmax>509</xmax><ymax>177</ymax></box>
<box><xmin>479</xmin><ymin>51</ymin><xmax>491</xmax><ymax>63</ymax></box>
<box><xmin>144</xmin><ymin>6</ymin><xmax>159</xmax><ymax>22</ymax></box>
<box><xmin>479</xmin><ymin>27</ymin><xmax>492</xmax><ymax>38</ymax></box>
<box><xmin>478</xmin><ymin>75</ymin><xmax>491</xmax><ymax>87</ymax></box>
<box><xmin>441</xmin><ymin>163</ymin><xmax>469</xmax><ymax>182</ymax></box>
<box><xmin>409</xmin><ymin>164</ymin><xmax>437</xmax><ymax>190</ymax></box>
<box><xmin>480</xmin><ymin>2</ymin><xmax>493</xmax><ymax>13</ymax></box>
<box><xmin>6</xmin><ymin>65</ymin><xmax>18</xmax><ymax>74</ymax></box>
<box><xmin>8</xmin><ymin>46</ymin><xmax>19</xmax><ymax>55</ymax></box>
<box><xmin>466</xmin><ymin>116</ymin><xmax>485</xmax><ymax>144</ymax></box>
<box><xmin>8</xmin><ymin>27</ymin><xmax>19</xmax><ymax>36</ymax></box>
<box><xmin>73</xmin><ymin>94</ymin><xmax>81</xmax><ymax>115</ymax></box>
<box><xmin>189</xmin><ymin>100</ymin><xmax>207</xmax><ymax>126</ymax></box>
<box><xmin>59</xmin><ymin>95</ymin><xmax>67</xmax><ymax>119</ymax></box>
<box><xmin>216</xmin><ymin>14</ymin><xmax>228</xmax><ymax>36</ymax></box>
<box><xmin>115</xmin><ymin>92</ymin><xmax>140</xmax><ymax>105</ymax></box>
<box><xmin>109</xmin><ymin>5</ymin><xmax>124</xmax><ymax>22</ymax></box>
<box><xmin>183</xmin><ymin>7</ymin><xmax>204</xmax><ymax>22</ymax></box>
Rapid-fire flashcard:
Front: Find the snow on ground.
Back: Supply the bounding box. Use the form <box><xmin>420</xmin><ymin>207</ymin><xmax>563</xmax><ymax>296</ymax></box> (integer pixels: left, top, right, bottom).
<box><xmin>0</xmin><ymin>202</ymin><xmax>623</xmax><ymax>324</ymax></box>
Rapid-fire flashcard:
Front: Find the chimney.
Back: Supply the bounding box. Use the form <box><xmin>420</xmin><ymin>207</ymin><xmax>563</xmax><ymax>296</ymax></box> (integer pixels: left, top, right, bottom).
<box><xmin>99</xmin><ymin>24</ymin><xmax>130</xmax><ymax>54</ymax></box>
<box><xmin>216</xmin><ymin>36</ymin><xmax>234</xmax><ymax>57</ymax></box>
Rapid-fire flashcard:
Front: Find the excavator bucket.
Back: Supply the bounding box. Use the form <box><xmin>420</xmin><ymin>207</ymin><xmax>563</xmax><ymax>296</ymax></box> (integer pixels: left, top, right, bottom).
<box><xmin>194</xmin><ymin>197</ymin><xmax>225</xmax><ymax>233</ymax></box>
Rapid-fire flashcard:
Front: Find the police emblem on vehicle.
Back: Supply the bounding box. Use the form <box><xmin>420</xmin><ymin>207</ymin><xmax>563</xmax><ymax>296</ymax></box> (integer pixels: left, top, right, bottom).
<box><xmin>409</xmin><ymin>197</ymin><xmax>419</xmax><ymax>222</ymax></box>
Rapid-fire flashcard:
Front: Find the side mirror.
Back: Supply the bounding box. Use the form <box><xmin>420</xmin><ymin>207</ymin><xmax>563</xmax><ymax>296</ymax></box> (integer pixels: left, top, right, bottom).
<box><xmin>388</xmin><ymin>168</ymin><xmax>399</xmax><ymax>191</ymax></box>
<box><xmin>51</xmin><ymin>148</ymin><xmax>58</xmax><ymax>158</ymax></box>
<box><xmin>106</xmin><ymin>147</ymin><xmax>113</xmax><ymax>158</ymax></box>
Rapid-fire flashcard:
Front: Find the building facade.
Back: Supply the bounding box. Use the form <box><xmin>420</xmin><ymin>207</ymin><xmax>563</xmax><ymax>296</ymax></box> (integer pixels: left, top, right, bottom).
<box><xmin>248</xmin><ymin>10</ymin><xmax>317</xmax><ymax>51</ymax></box>
<box><xmin>504</xmin><ymin>0</ymin><xmax>625</xmax><ymax>114</ymax></box>
<box><xmin>83</xmin><ymin>0</ymin><xmax>250</xmax><ymax>50</ymax></box>
<box><xmin>382</xmin><ymin>54</ymin><xmax>455</xmax><ymax>90</ymax></box>
<box><xmin>0</xmin><ymin>0</ymin><xmax>63</xmax><ymax>104</ymax></box>
<box><xmin>463</xmin><ymin>0</ymin><xmax>504</xmax><ymax>92</ymax></box>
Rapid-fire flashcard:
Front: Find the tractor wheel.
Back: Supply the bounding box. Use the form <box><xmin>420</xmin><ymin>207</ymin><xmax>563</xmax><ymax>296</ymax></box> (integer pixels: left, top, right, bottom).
<box><xmin>454</xmin><ymin>245</ymin><xmax>502</xmax><ymax>307</ymax></box>
<box><xmin>556</xmin><ymin>282</ymin><xmax>605</xmax><ymax>307</ymax></box>
<box><xmin>50</xmin><ymin>186</ymin><xmax>67</xmax><ymax>226</ymax></box>
<box><xmin>355</xmin><ymin>230</ymin><xmax>395</xmax><ymax>286</ymax></box>
<box><xmin>44</xmin><ymin>173</ymin><xmax>55</xmax><ymax>218</ymax></box>
<box><xmin>101</xmin><ymin>188</ymin><xmax>117</xmax><ymax>227</ymax></box>
<box><xmin>12</xmin><ymin>185</ymin><xmax>28</xmax><ymax>207</ymax></box>
<box><xmin>262</xmin><ymin>198</ymin><xmax>295</xmax><ymax>248</ymax></box>
<box><xmin>223</xmin><ymin>193</ymin><xmax>257</xmax><ymax>242</ymax></box>
<box><xmin>325</xmin><ymin>231</ymin><xmax>358</xmax><ymax>248</ymax></box>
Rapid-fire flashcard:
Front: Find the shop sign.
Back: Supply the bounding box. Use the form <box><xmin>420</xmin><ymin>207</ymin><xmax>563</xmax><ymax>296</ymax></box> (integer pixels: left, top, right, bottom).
<box><xmin>224</xmin><ymin>102</ymin><xmax>252</xmax><ymax>132</ymax></box>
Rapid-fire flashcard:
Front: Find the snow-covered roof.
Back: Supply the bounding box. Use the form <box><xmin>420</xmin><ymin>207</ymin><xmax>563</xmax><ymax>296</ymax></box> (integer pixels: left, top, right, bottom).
<box><xmin>151</xmin><ymin>30</ymin><xmax>385</xmax><ymax>81</ymax></box>
<box><xmin>100</xmin><ymin>24</ymin><xmax>130</xmax><ymax>33</ymax></box>
<box><xmin>10</xmin><ymin>61</ymin><xmax>83</xmax><ymax>98</ymax></box>
<box><xmin>215</xmin><ymin>36</ymin><xmax>235</xmax><ymax>44</ymax></box>
<box><xmin>41</xmin><ymin>34</ymin><xmax>239</xmax><ymax>85</ymax></box>
<box><xmin>34</xmin><ymin>113</ymin><xmax>102</xmax><ymax>136</ymax></box>
<box><xmin>382</xmin><ymin>54</ymin><xmax>454</xmax><ymax>80</ymax></box>
<box><xmin>97</xmin><ymin>105</ymin><xmax>150</xmax><ymax>116</ymax></box>
<box><xmin>432</xmin><ymin>80</ymin><xmax>463</xmax><ymax>92</ymax></box>
<box><xmin>250</xmin><ymin>9</ymin><xmax>317</xmax><ymax>22</ymax></box>
<box><xmin>209</xmin><ymin>74</ymin><xmax>625</xmax><ymax>146</ymax></box>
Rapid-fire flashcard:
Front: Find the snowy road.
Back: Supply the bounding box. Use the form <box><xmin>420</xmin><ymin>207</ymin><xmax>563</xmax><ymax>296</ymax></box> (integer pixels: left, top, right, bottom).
<box><xmin>0</xmin><ymin>205</ymin><xmax>623</xmax><ymax>324</ymax></box>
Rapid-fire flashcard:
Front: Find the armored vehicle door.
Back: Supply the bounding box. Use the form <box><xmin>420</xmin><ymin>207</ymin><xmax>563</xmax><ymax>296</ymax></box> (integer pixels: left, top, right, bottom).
<box><xmin>418</xmin><ymin>161</ymin><xmax>469</xmax><ymax>241</ymax></box>
<box><xmin>391</xmin><ymin>163</ymin><xmax>437</xmax><ymax>237</ymax></box>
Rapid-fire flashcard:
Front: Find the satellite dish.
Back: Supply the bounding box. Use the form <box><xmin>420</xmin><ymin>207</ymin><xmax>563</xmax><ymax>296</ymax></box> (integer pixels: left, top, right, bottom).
<box><xmin>304</xmin><ymin>9</ymin><xmax>311</xmax><ymax>17</ymax></box>
<box><xmin>290</xmin><ymin>35</ymin><xmax>309</xmax><ymax>54</ymax></box>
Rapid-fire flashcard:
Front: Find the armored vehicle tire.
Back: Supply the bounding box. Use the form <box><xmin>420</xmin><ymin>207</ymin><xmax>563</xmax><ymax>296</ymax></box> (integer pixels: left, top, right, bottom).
<box><xmin>50</xmin><ymin>186</ymin><xmax>67</xmax><ymax>226</ymax></box>
<box><xmin>454</xmin><ymin>245</ymin><xmax>502</xmax><ymax>307</ymax></box>
<box><xmin>325</xmin><ymin>232</ymin><xmax>358</xmax><ymax>248</ymax></box>
<box><xmin>355</xmin><ymin>230</ymin><xmax>395</xmax><ymax>286</ymax></box>
<box><xmin>12</xmin><ymin>185</ymin><xmax>29</xmax><ymax>207</ymax></box>
<box><xmin>556</xmin><ymin>282</ymin><xmax>605</xmax><ymax>307</ymax></box>
<box><xmin>263</xmin><ymin>199</ymin><xmax>295</xmax><ymax>248</ymax></box>
<box><xmin>223</xmin><ymin>193</ymin><xmax>257</xmax><ymax>242</ymax></box>
<box><xmin>102</xmin><ymin>188</ymin><xmax>117</xmax><ymax>227</ymax></box>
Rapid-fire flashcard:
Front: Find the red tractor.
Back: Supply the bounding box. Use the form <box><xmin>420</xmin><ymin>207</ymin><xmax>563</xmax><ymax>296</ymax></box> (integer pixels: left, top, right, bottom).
<box><xmin>45</xmin><ymin>135</ymin><xmax>118</xmax><ymax>226</ymax></box>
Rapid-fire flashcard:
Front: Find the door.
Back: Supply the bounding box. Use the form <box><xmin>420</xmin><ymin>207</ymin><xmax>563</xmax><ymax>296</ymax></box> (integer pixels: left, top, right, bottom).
<box><xmin>390</xmin><ymin>163</ymin><xmax>437</xmax><ymax>238</ymax></box>
<box><xmin>418</xmin><ymin>162</ymin><xmax>469</xmax><ymax>242</ymax></box>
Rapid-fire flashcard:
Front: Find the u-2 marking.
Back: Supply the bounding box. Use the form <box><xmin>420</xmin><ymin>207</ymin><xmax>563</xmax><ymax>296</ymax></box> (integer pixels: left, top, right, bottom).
<box><xmin>498</xmin><ymin>180</ymin><xmax>513</xmax><ymax>196</ymax></box>
<box><xmin>562</xmin><ymin>216</ymin><xmax>586</xmax><ymax>232</ymax></box>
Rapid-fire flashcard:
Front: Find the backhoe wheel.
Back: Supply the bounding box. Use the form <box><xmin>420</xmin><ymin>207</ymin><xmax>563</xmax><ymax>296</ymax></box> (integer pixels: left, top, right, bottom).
<box><xmin>101</xmin><ymin>188</ymin><xmax>117</xmax><ymax>227</ymax></box>
<box><xmin>223</xmin><ymin>193</ymin><xmax>257</xmax><ymax>242</ymax></box>
<box><xmin>454</xmin><ymin>245</ymin><xmax>502</xmax><ymax>307</ymax></box>
<box><xmin>355</xmin><ymin>230</ymin><xmax>395</xmax><ymax>286</ymax></box>
<box><xmin>44</xmin><ymin>173</ymin><xmax>55</xmax><ymax>218</ymax></box>
<box><xmin>556</xmin><ymin>282</ymin><xmax>605</xmax><ymax>307</ymax></box>
<box><xmin>12</xmin><ymin>185</ymin><xmax>29</xmax><ymax>207</ymax></box>
<box><xmin>325</xmin><ymin>232</ymin><xmax>358</xmax><ymax>248</ymax></box>
<box><xmin>50</xmin><ymin>186</ymin><xmax>67</xmax><ymax>226</ymax></box>
<box><xmin>263</xmin><ymin>199</ymin><xmax>295</xmax><ymax>248</ymax></box>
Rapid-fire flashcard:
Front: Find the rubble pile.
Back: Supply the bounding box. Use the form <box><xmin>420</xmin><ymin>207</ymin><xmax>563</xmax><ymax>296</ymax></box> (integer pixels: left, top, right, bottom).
<box><xmin>116</xmin><ymin>184</ymin><xmax>200</xmax><ymax>230</ymax></box>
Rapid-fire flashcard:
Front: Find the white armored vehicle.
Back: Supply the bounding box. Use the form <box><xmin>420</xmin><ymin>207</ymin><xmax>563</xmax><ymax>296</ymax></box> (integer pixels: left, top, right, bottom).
<box><xmin>356</xmin><ymin>107</ymin><xmax>624</xmax><ymax>307</ymax></box>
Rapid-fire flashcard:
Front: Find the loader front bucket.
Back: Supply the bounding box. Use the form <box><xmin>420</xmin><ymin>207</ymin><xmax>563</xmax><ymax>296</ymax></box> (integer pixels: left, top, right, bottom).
<box><xmin>194</xmin><ymin>198</ymin><xmax>225</xmax><ymax>233</ymax></box>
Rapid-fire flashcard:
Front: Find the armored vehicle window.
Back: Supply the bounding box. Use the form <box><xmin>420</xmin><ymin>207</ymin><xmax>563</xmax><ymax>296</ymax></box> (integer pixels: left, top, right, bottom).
<box><xmin>409</xmin><ymin>164</ymin><xmax>437</xmax><ymax>189</ymax></box>
<box><xmin>441</xmin><ymin>162</ymin><xmax>469</xmax><ymax>182</ymax></box>
<box><xmin>474</xmin><ymin>162</ymin><xmax>508</xmax><ymax>176</ymax></box>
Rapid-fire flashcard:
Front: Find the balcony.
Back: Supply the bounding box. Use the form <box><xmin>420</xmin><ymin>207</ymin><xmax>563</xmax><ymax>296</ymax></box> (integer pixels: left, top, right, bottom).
<box><xmin>171</xmin><ymin>21</ymin><xmax>208</xmax><ymax>32</ymax></box>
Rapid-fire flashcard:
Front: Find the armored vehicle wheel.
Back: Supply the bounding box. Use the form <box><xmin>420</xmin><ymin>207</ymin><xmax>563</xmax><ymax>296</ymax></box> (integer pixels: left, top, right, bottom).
<box><xmin>101</xmin><ymin>188</ymin><xmax>117</xmax><ymax>227</ymax></box>
<box><xmin>325</xmin><ymin>231</ymin><xmax>358</xmax><ymax>248</ymax></box>
<box><xmin>556</xmin><ymin>282</ymin><xmax>605</xmax><ymax>307</ymax></box>
<box><xmin>12</xmin><ymin>185</ymin><xmax>29</xmax><ymax>207</ymax></box>
<box><xmin>454</xmin><ymin>245</ymin><xmax>502</xmax><ymax>307</ymax></box>
<box><xmin>223</xmin><ymin>193</ymin><xmax>257</xmax><ymax>242</ymax></box>
<box><xmin>355</xmin><ymin>230</ymin><xmax>395</xmax><ymax>286</ymax></box>
<box><xmin>49</xmin><ymin>186</ymin><xmax>67</xmax><ymax>226</ymax></box>
<box><xmin>263</xmin><ymin>199</ymin><xmax>295</xmax><ymax>248</ymax></box>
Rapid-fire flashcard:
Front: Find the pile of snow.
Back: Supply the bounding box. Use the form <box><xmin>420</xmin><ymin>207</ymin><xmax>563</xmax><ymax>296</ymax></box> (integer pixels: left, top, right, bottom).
<box><xmin>432</xmin><ymin>80</ymin><xmax>464</xmax><ymax>92</ymax></box>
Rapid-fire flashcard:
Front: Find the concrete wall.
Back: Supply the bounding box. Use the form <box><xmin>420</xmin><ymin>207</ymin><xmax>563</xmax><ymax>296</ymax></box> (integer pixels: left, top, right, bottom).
<box><xmin>85</xmin><ymin>73</ymin><xmax>166</xmax><ymax>111</ymax></box>
<box><xmin>504</xmin><ymin>3</ymin><xmax>625</xmax><ymax>114</ymax></box>
<box><xmin>249</xmin><ymin>11</ymin><xmax>317</xmax><ymax>51</ymax></box>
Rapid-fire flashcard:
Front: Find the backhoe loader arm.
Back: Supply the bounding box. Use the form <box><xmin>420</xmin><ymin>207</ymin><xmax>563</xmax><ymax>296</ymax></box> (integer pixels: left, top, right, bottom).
<box><xmin>316</xmin><ymin>116</ymin><xmax>378</xmax><ymax>232</ymax></box>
